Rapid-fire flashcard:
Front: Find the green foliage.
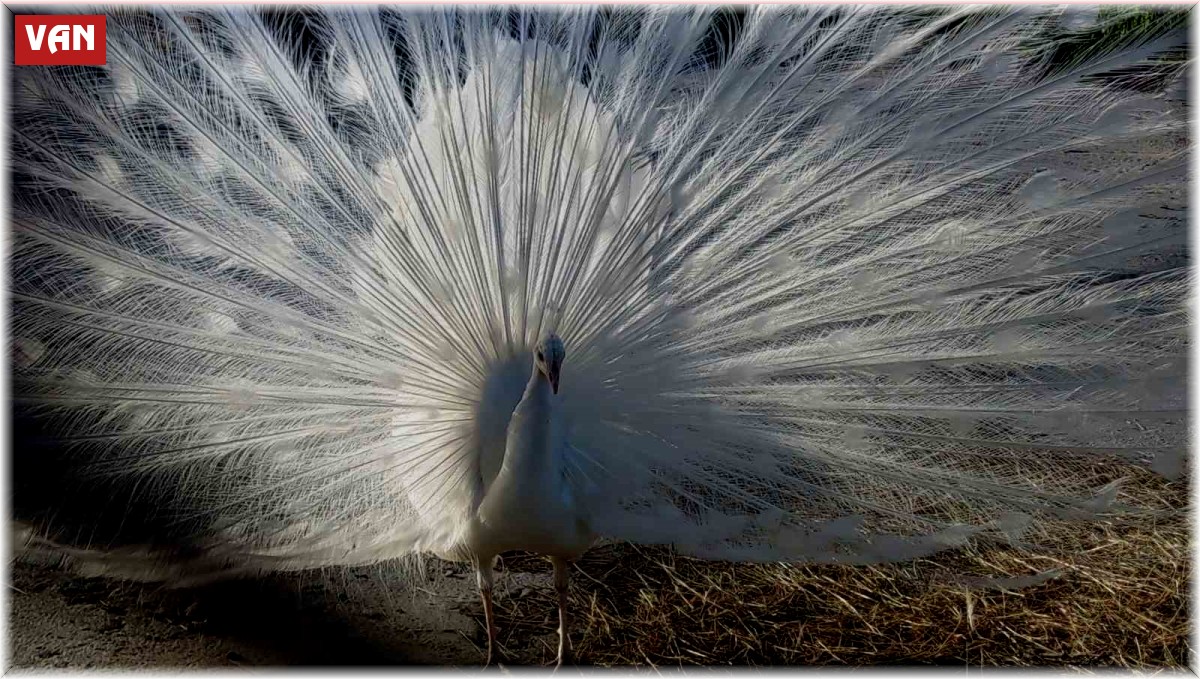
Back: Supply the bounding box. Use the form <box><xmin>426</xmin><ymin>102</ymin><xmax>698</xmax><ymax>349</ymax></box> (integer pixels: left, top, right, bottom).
<box><xmin>1028</xmin><ymin>7</ymin><xmax>1189</xmax><ymax>89</ymax></box>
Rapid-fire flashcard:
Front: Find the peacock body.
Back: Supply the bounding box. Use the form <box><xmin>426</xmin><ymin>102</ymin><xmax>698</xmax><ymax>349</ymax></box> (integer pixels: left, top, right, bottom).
<box><xmin>10</xmin><ymin>5</ymin><xmax>1189</xmax><ymax>664</ymax></box>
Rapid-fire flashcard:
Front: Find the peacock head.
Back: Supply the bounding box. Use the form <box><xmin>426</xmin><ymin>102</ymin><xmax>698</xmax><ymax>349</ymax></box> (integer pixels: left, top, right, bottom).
<box><xmin>535</xmin><ymin>332</ymin><xmax>565</xmax><ymax>394</ymax></box>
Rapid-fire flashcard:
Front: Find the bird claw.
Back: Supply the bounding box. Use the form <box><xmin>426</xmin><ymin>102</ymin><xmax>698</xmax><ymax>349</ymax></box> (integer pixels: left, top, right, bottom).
<box><xmin>483</xmin><ymin>644</ymin><xmax>507</xmax><ymax>668</ymax></box>
<box><xmin>552</xmin><ymin>647</ymin><xmax>571</xmax><ymax>670</ymax></box>
<box><xmin>483</xmin><ymin>653</ymin><xmax>508</xmax><ymax>669</ymax></box>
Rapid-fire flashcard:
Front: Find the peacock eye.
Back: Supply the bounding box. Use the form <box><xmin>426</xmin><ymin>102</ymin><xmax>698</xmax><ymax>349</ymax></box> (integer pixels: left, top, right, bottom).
<box><xmin>537</xmin><ymin>351</ymin><xmax>544</xmax><ymax>361</ymax></box>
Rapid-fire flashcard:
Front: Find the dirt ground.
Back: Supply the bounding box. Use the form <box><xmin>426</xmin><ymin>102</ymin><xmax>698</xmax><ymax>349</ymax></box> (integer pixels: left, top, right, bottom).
<box><xmin>7</xmin><ymin>555</ymin><xmax>509</xmax><ymax>668</ymax></box>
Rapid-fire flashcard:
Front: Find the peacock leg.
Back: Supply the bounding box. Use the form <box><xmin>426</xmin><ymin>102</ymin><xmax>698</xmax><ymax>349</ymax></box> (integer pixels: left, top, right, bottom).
<box><xmin>477</xmin><ymin>560</ymin><xmax>501</xmax><ymax>666</ymax></box>
<box><xmin>551</xmin><ymin>556</ymin><xmax>572</xmax><ymax>667</ymax></box>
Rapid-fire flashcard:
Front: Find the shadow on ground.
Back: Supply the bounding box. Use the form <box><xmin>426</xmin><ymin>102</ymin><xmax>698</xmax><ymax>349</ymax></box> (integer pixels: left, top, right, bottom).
<box><xmin>8</xmin><ymin>558</ymin><xmax>489</xmax><ymax>668</ymax></box>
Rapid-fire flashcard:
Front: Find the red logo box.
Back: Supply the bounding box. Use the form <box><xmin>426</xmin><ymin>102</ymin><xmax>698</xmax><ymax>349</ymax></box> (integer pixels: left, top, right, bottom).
<box><xmin>14</xmin><ymin>15</ymin><xmax>106</xmax><ymax>66</ymax></box>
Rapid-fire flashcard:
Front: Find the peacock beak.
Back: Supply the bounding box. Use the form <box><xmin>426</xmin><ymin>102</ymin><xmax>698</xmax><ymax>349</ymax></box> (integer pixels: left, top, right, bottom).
<box><xmin>548</xmin><ymin>361</ymin><xmax>561</xmax><ymax>394</ymax></box>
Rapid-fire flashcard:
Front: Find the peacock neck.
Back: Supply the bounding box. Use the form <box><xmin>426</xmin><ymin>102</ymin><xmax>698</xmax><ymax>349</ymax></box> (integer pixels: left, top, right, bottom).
<box><xmin>500</xmin><ymin>361</ymin><xmax>556</xmax><ymax>479</ymax></box>
<box><xmin>523</xmin><ymin>362</ymin><xmax>552</xmax><ymax>403</ymax></box>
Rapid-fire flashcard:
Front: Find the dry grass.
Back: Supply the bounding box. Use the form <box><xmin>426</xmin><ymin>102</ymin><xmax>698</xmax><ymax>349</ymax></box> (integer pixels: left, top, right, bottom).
<box><xmin>8</xmin><ymin>466</ymin><xmax>1188</xmax><ymax>668</ymax></box>
<box><xmin>489</xmin><ymin>467</ymin><xmax>1189</xmax><ymax>668</ymax></box>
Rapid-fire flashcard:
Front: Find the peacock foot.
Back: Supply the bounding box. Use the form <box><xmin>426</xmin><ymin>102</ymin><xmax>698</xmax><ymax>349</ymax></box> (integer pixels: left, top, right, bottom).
<box><xmin>483</xmin><ymin>648</ymin><xmax>508</xmax><ymax>668</ymax></box>
<box><xmin>552</xmin><ymin>640</ymin><xmax>572</xmax><ymax>669</ymax></box>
